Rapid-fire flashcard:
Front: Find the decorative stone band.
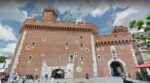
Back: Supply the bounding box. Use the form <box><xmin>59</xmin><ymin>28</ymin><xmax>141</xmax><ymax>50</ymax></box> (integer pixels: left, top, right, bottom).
<box><xmin>91</xmin><ymin>35</ymin><xmax>98</xmax><ymax>77</ymax></box>
<box><xmin>10</xmin><ymin>31</ymin><xmax>27</xmax><ymax>75</ymax></box>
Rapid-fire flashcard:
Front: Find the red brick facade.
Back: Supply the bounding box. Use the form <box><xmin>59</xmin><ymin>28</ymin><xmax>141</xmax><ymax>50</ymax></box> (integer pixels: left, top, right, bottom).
<box><xmin>10</xmin><ymin>8</ymin><xmax>137</xmax><ymax>78</ymax></box>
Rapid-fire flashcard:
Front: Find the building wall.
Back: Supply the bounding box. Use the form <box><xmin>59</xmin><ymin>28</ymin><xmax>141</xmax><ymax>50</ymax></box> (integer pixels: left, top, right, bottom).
<box><xmin>16</xmin><ymin>29</ymin><xmax>94</xmax><ymax>78</ymax></box>
<box><xmin>96</xmin><ymin>41</ymin><xmax>137</xmax><ymax>77</ymax></box>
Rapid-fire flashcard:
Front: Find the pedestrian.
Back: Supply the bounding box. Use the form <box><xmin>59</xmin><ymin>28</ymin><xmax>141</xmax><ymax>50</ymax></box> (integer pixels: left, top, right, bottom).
<box><xmin>11</xmin><ymin>73</ymin><xmax>17</xmax><ymax>83</ymax></box>
<box><xmin>22</xmin><ymin>77</ymin><xmax>26</xmax><ymax>83</ymax></box>
<box><xmin>45</xmin><ymin>74</ymin><xmax>48</xmax><ymax>80</ymax></box>
<box><xmin>85</xmin><ymin>73</ymin><xmax>89</xmax><ymax>79</ymax></box>
<box><xmin>16</xmin><ymin>73</ymin><xmax>20</xmax><ymax>83</ymax></box>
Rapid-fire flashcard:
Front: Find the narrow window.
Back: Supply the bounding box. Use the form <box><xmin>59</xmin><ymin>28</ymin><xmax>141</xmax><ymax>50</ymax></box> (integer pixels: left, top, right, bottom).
<box><xmin>97</xmin><ymin>55</ymin><xmax>101</xmax><ymax>61</ymax></box>
<box><xmin>32</xmin><ymin>42</ymin><xmax>35</xmax><ymax>48</ymax></box>
<box><xmin>65</xmin><ymin>42</ymin><xmax>68</xmax><ymax>49</ymax></box>
<box><xmin>111</xmin><ymin>46</ymin><xmax>117</xmax><ymax>58</ymax></box>
<box><xmin>80</xmin><ymin>56</ymin><xmax>84</xmax><ymax>64</ymax></box>
<box><xmin>80</xmin><ymin>43</ymin><xmax>83</xmax><ymax>47</ymax></box>
<box><xmin>28</xmin><ymin>55</ymin><xmax>32</xmax><ymax>63</ymax></box>
<box><xmin>112</xmin><ymin>50</ymin><xmax>116</xmax><ymax>57</ymax></box>
<box><xmin>80</xmin><ymin>57</ymin><xmax>84</xmax><ymax>61</ymax></box>
<box><xmin>80</xmin><ymin>36</ymin><xmax>82</xmax><ymax>39</ymax></box>
<box><xmin>74</xmin><ymin>52</ymin><xmax>77</xmax><ymax>56</ymax></box>
<box><xmin>69</xmin><ymin>55</ymin><xmax>74</xmax><ymax>62</ymax></box>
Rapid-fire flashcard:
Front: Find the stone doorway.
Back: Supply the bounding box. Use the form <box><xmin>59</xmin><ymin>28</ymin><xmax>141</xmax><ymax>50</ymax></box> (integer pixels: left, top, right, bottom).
<box><xmin>51</xmin><ymin>69</ymin><xmax>65</xmax><ymax>79</ymax></box>
<box><xmin>110</xmin><ymin>61</ymin><xmax>124</xmax><ymax>76</ymax></box>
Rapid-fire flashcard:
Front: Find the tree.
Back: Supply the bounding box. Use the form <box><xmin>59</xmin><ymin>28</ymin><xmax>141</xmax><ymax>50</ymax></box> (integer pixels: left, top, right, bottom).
<box><xmin>136</xmin><ymin>20</ymin><xmax>144</xmax><ymax>30</ymax></box>
<box><xmin>146</xmin><ymin>14</ymin><xmax>150</xmax><ymax>20</ymax></box>
<box><xmin>0</xmin><ymin>56</ymin><xmax>6</xmax><ymax>63</ymax></box>
<box><xmin>129</xmin><ymin>20</ymin><xmax>136</xmax><ymax>29</ymax></box>
<box><xmin>129</xmin><ymin>14</ymin><xmax>150</xmax><ymax>49</ymax></box>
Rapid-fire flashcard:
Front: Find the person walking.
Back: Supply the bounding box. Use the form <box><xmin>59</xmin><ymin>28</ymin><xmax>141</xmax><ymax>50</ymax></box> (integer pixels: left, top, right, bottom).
<box><xmin>22</xmin><ymin>77</ymin><xmax>26</xmax><ymax>83</ymax></box>
<box><xmin>45</xmin><ymin>74</ymin><xmax>48</xmax><ymax>80</ymax></box>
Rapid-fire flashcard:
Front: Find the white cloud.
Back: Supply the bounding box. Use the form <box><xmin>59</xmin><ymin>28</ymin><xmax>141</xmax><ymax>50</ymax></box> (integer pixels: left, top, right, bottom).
<box><xmin>91</xmin><ymin>8</ymin><xmax>103</xmax><ymax>17</ymax></box>
<box><xmin>52</xmin><ymin>0</ymin><xmax>110</xmax><ymax>21</ymax></box>
<box><xmin>90</xmin><ymin>2</ymin><xmax>110</xmax><ymax>17</ymax></box>
<box><xmin>0</xmin><ymin>1</ymin><xmax>28</xmax><ymax>21</ymax></box>
<box><xmin>113</xmin><ymin>0</ymin><xmax>150</xmax><ymax>26</ymax></box>
<box><xmin>0</xmin><ymin>43</ymin><xmax>16</xmax><ymax>55</ymax></box>
<box><xmin>76</xmin><ymin>18</ymin><xmax>83</xmax><ymax>22</ymax></box>
<box><xmin>114</xmin><ymin>8</ymin><xmax>138</xmax><ymax>26</ymax></box>
<box><xmin>0</xmin><ymin>23</ymin><xmax>17</xmax><ymax>41</ymax></box>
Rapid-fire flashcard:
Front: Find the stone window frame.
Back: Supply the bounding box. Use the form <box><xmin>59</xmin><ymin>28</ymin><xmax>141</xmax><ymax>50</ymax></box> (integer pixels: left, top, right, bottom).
<box><xmin>80</xmin><ymin>36</ymin><xmax>83</xmax><ymax>39</ymax></box>
<box><xmin>28</xmin><ymin>55</ymin><xmax>33</xmax><ymax>63</ymax></box>
<box><xmin>42</xmin><ymin>37</ymin><xmax>46</xmax><ymax>41</ymax></box>
<box><xmin>80</xmin><ymin>43</ymin><xmax>83</xmax><ymax>48</ymax></box>
<box><xmin>111</xmin><ymin>46</ymin><xmax>117</xmax><ymax>58</ymax></box>
<box><xmin>32</xmin><ymin>42</ymin><xmax>36</xmax><ymax>48</ymax></box>
<box><xmin>80</xmin><ymin>56</ymin><xmax>84</xmax><ymax>64</ymax></box>
<box><xmin>97</xmin><ymin>55</ymin><xmax>101</xmax><ymax>61</ymax></box>
<box><xmin>65</xmin><ymin>42</ymin><xmax>69</xmax><ymax>49</ymax></box>
<box><xmin>85</xmin><ymin>48</ymin><xmax>89</xmax><ymax>52</ymax></box>
<box><xmin>73</xmin><ymin>52</ymin><xmax>78</xmax><ymax>57</ymax></box>
<box><xmin>69</xmin><ymin>54</ymin><xmax>74</xmax><ymax>62</ymax></box>
<box><xmin>26</xmin><ymin>45</ymin><xmax>31</xmax><ymax>50</ymax></box>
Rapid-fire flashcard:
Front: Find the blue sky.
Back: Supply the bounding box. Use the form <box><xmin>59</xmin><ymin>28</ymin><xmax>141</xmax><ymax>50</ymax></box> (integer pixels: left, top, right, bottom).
<box><xmin>0</xmin><ymin>0</ymin><xmax>150</xmax><ymax>56</ymax></box>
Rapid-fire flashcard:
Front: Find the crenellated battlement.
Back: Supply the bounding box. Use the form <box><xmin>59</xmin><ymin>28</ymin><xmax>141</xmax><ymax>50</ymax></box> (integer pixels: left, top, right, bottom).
<box><xmin>112</xmin><ymin>26</ymin><xmax>129</xmax><ymax>33</ymax></box>
<box><xmin>95</xmin><ymin>33</ymin><xmax>132</xmax><ymax>47</ymax></box>
<box><xmin>20</xmin><ymin>19</ymin><xmax>98</xmax><ymax>34</ymax></box>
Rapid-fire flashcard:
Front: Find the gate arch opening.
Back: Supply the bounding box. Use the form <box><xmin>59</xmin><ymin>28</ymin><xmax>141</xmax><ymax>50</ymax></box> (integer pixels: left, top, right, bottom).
<box><xmin>51</xmin><ymin>69</ymin><xmax>65</xmax><ymax>79</ymax></box>
<box><xmin>110</xmin><ymin>61</ymin><xmax>125</xmax><ymax>76</ymax></box>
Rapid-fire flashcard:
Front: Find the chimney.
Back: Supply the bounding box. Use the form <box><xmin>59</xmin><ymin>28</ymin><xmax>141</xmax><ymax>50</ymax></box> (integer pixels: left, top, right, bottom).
<box><xmin>42</xmin><ymin>8</ymin><xmax>58</xmax><ymax>21</ymax></box>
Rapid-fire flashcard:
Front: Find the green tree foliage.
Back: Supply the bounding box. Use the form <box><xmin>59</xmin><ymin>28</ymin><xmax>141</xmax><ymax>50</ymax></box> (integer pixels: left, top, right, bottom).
<box><xmin>0</xmin><ymin>56</ymin><xmax>6</xmax><ymax>63</ymax></box>
<box><xmin>130</xmin><ymin>14</ymin><xmax>150</xmax><ymax>48</ymax></box>
<box><xmin>146</xmin><ymin>20</ymin><xmax>150</xmax><ymax>26</ymax></box>
<box><xmin>136</xmin><ymin>20</ymin><xmax>144</xmax><ymax>30</ymax></box>
<box><xmin>129</xmin><ymin>20</ymin><xmax>136</xmax><ymax>29</ymax></box>
<box><xmin>146</xmin><ymin>14</ymin><xmax>150</xmax><ymax>20</ymax></box>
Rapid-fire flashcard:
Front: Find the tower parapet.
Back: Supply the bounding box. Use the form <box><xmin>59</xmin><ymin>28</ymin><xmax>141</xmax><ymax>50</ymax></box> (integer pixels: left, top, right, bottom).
<box><xmin>20</xmin><ymin>8</ymin><xmax>98</xmax><ymax>35</ymax></box>
<box><xmin>95</xmin><ymin>26</ymin><xmax>131</xmax><ymax>47</ymax></box>
<box><xmin>112</xmin><ymin>26</ymin><xmax>129</xmax><ymax>33</ymax></box>
<box><xmin>42</xmin><ymin>8</ymin><xmax>58</xmax><ymax>21</ymax></box>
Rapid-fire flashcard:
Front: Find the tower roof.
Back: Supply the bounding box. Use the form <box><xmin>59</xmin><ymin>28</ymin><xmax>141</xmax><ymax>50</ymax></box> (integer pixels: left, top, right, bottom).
<box><xmin>42</xmin><ymin>8</ymin><xmax>58</xmax><ymax>21</ymax></box>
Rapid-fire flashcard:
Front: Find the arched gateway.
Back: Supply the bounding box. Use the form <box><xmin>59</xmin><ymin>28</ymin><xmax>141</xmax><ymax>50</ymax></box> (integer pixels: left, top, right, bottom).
<box><xmin>51</xmin><ymin>69</ymin><xmax>65</xmax><ymax>79</ymax></box>
<box><xmin>110</xmin><ymin>61</ymin><xmax>125</xmax><ymax>76</ymax></box>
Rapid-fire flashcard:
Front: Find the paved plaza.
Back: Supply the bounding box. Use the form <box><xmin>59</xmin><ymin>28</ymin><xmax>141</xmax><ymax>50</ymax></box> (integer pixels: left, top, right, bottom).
<box><xmin>17</xmin><ymin>77</ymin><xmax>149</xmax><ymax>83</ymax></box>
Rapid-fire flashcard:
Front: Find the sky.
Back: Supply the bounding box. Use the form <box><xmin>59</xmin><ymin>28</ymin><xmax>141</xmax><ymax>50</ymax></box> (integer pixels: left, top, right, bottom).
<box><xmin>0</xmin><ymin>0</ymin><xmax>150</xmax><ymax>56</ymax></box>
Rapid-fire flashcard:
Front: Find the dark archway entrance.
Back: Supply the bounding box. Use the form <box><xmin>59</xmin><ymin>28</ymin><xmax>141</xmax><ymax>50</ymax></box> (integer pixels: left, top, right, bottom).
<box><xmin>110</xmin><ymin>61</ymin><xmax>124</xmax><ymax>76</ymax></box>
<box><xmin>51</xmin><ymin>69</ymin><xmax>65</xmax><ymax>79</ymax></box>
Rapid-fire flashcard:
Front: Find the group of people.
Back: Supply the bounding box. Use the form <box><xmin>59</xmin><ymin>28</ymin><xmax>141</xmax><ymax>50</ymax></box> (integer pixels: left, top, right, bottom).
<box><xmin>0</xmin><ymin>72</ymin><xmax>26</xmax><ymax>83</ymax></box>
<box><xmin>0</xmin><ymin>72</ymin><xmax>10</xmax><ymax>83</ymax></box>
